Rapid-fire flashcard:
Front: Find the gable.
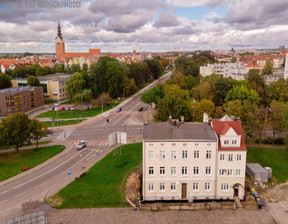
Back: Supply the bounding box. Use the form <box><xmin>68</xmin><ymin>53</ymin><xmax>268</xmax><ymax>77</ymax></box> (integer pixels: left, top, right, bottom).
<box><xmin>224</xmin><ymin>127</ymin><xmax>238</xmax><ymax>136</ymax></box>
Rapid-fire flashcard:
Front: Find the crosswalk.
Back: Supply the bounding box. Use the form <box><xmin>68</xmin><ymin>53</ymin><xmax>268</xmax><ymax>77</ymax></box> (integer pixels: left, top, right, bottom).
<box><xmin>72</xmin><ymin>139</ymin><xmax>109</xmax><ymax>147</ymax></box>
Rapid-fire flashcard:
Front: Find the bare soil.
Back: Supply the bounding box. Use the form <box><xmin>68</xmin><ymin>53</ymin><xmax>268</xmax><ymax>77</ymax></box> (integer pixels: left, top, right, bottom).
<box><xmin>126</xmin><ymin>171</ymin><xmax>141</xmax><ymax>203</ymax></box>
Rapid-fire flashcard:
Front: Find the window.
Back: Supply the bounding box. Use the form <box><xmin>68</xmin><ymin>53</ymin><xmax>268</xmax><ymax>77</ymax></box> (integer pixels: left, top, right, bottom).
<box><xmin>172</xmin><ymin>143</ymin><xmax>176</xmax><ymax>147</ymax></box>
<box><xmin>227</xmin><ymin>169</ymin><xmax>232</xmax><ymax>176</ymax></box>
<box><xmin>194</xmin><ymin>166</ymin><xmax>199</xmax><ymax>175</ymax></box>
<box><xmin>149</xmin><ymin>167</ymin><xmax>154</xmax><ymax>175</ymax></box>
<box><xmin>194</xmin><ymin>150</ymin><xmax>199</xmax><ymax>159</ymax></box>
<box><xmin>149</xmin><ymin>143</ymin><xmax>153</xmax><ymax>147</ymax></box>
<box><xmin>237</xmin><ymin>154</ymin><xmax>242</xmax><ymax>161</ymax></box>
<box><xmin>207</xmin><ymin>143</ymin><xmax>211</xmax><ymax>146</ymax></box>
<box><xmin>160</xmin><ymin>167</ymin><xmax>165</xmax><ymax>175</ymax></box>
<box><xmin>148</xmin><ymin>151</ymin><xmax>154</xmax><ymax>160</ymax></box>
<box><xmin>182</xmin><ymin>150</ymin><xmax>188</xmax><ymax>159</ymax></box>
<box><xmin>228</xmin><ymin>154</ymin><xmax>233</xmax><ymax>161</ymax></box>
<box><xmin>161</xmin><ymin>143</ymin><xmax>164</xmax><ymax>147</ymax></box>
<box><xmin>236</xmin><ymin>169</ymin><xmax>241</xmax><ymax>176</ymax></box>
<box><xmin>182</xmin><ymin>166</ymin><xmax>187</xmax><ymax>175</ymax></box>
<box><xmin>206</xmin><ymin>150</ymin><xmax>212</xmax><ymax>159</ymax></box>
<box><xmin>183</xmin><ymin>143</ymin><xmax>187</xmax><ymax>146</ymax></box>
<box><xmin>220</xmin><ymin>154</ymin><xmax>225</xmax><ymax>161</ymax></box>
<box><xmin>224</xmin><ymin>140</ymin><xmax>229</xmax><ymax>144</ymax></box>
<box><xmin>232</xmin><ymin>140</ymin><xmax>237</xmax><ymax>144</ymax></box>
<box><xmin>160</xmin><ymin>151</ymin><xmax>165</xmax><ymax>160</ymax></box>
<box><xmin>171</xmin><ymin>150</ymin><xmax>177</xmax><ymax>160</ymax></box>
<box><xmin>221</xmin><ymin>183</ymin><xmax>229</xmax><ymax>191</ymax></box>
<box><xmin>219</xmin><ymin>169</ymin><xmax>225</xmax><ymax>176</ymax></box>
<box><xmin>195</xmin><ymin>143</ymin><xmax>199</xmax><ymax>146</ymax></box>
<box><xmin>171</xmin><ymin>167</ymin><xmax>176</xmax><ymax>175</ymax></box>
<box><xmin>205</xmin><ymin>183</ymin><xmax>211</xmax><ymax>191</ymax></box>
<box><xmin>160</xmin><ymin>183</ymin><xmax>165</xmax><ymax>191</ymax></box>
<box><xmin>148</xmin><ymin>183</ymin><xmax>154</xmax><ymax>191</ymax></box>
<box><xmin>193</xmin><ymin>183</ymin><xmax>199</xmax><ymax>191</ymax></box>
<box><xmin>171</xmin><ymin>183</ymin><xmax>176</xmax><ymax>191</ymax></box>
<box><xmin>206</xmin><ymin>166</ymin><xmax>211</xmax><ymax>175</ymax></box>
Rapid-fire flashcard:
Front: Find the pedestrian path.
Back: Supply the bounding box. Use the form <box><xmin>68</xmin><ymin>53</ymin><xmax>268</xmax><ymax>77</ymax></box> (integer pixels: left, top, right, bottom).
<box><xmin>71</xmin><ymin>139</ymin><xmax>109</xmax><ymax>147</ymax></box>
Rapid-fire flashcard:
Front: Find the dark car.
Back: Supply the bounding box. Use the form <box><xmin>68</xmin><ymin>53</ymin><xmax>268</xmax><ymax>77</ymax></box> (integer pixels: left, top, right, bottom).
<box><xmin>49</xmin><ymin>107</ymin><xmax>54</xmax><ymax>111</ymax></box>
<box><xmin>46</xmin><ymin>129</ymin><xmax>53</xmax><ymax>135</ymax></box>
<box><xmin>66</xmin><ymin>107</ymin><xmax>71</xmax><ymax>111</ymax></box>
<box><xmin>116</xmin><ymin>107</ymin><xmax>122</xmax><ymax>112</ymax></box>
<box><xmin>138</xmin><ymin>107</ymin><xmax>144</xmax><ymax>111</ymax></box>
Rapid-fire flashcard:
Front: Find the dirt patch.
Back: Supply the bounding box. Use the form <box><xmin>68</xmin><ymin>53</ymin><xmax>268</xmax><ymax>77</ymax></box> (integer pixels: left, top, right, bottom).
<box><xmin>45</xmin><ymin>194</ymin><xmax>64</xmax><ymax>208</ymax></box>
<box><xmin>126</xmin><ymin>170</ymin><xmax>141</xmax><ymax>203</ymax></box>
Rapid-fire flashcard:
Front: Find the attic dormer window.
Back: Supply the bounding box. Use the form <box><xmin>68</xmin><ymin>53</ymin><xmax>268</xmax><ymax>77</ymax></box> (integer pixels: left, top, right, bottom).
<box><xmin>224</xmin><ymin>140</ymin><xmax>229</xmax><ymax>144</ymax></box>
<box><xmin>232</xmin><ymin>140</ymin><xmax>237</xmax><ymax>144</ymax></box>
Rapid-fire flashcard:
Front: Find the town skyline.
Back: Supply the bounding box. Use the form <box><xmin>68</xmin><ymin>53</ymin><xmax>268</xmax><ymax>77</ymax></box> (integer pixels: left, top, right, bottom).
<box><xmin>0</xmin><ymin>0</ymin><xmax>288</xmax><ymax>53</ymax></box>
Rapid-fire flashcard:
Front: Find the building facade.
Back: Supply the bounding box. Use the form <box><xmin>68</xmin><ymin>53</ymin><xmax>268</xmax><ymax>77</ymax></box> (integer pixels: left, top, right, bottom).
<box><xmin>0</xmin><ymin>86</ymin><xmax>44</xmax><ymax>116</ymax></box>
<box><xmin>142</xmin><ymin>120</ymin><xmax>246</xmax><ymax>202</ymax></box>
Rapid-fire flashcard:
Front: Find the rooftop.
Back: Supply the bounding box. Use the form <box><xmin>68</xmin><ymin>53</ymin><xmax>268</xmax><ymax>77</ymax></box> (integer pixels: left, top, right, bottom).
<box><xmin>0</xmin><ymin>86</ymin><xmax>42</xmax><ymax>94</ymax></box>
<box><xmin>143</xmin><ymin>122</ymin><xmax>217</xmax><ymax>141</ymax></box>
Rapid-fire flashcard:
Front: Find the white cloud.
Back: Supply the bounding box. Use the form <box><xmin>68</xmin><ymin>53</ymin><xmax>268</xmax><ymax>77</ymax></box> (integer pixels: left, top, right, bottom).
<box><xmin>167</xmin><ymin>0</ymin><xmax>210</xmax><ymax>7</ymax></box>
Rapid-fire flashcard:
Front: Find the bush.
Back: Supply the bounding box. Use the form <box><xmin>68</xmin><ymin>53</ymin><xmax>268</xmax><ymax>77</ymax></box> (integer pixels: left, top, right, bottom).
<box><xmin>262</xmin><ymin>137</ymin><xmax>285</xmax><ymax>145</ymax></box>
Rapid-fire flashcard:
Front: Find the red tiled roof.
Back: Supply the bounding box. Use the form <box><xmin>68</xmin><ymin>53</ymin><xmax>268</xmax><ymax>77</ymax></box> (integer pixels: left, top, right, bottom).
<box><xmin>220</xmin><ymin>123</ymin><xmax>232</xmax><ymax>135</ymax></box>
<box><xmin>211</xmin><ymin>121</ymin><xmax>246</xmax><ymax>151</ymax></box>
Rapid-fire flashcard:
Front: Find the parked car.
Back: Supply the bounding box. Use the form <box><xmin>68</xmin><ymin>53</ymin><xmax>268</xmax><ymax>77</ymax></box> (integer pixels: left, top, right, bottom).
<box><xmin>145</xmin><ymin>107</ymin><xmax>148</xmax><ymax>112</ymax></box>
<box><xmin>46</xmin><ymin>129</ymin><xmax>53</xmax><ymax>135</ymax></box>
<box><xmin>138</xmin><ymin>107</ymin><xmax>144</xmax><ymax>111</ymax></box>
<box><xmin>70</xmin><ymin>107</ymin><xmax>76</xmax><ymax>111</ymax></box>
<box><xmin>49</xmin><ymin>107</ymin><xmax>54</xmax><ymax>111</ymax></box>
<box><xmin>54</xmin><ymin>107</ymin><xmax>59</xmax><ymax>111</ymax></box>
<box><xmin>59</xmin><ymin>107</ymin><xmax>65</xmax><ymax>111</ymax></box>
<box><xmin>76</xmin><ymin>140</ymin><xmax>87</xmax><ymax>150</ymax></box>
<box><xmin>54</xmin><ymin>102</ymin><xmax>60</xmax><ymax>106</ymax></box>
<box><xmin>66</xmin><ymin>107</ymin><xmax>71</xmax><ymax>111</ymax></box>
<box><xmin>83</xmin><ymin>102</ymin><xmax>88</xmax><ymax>106</ymax></box>
<box><xmin>116</xmin><ymin>107</ymin><xmax>122</xmax><ymax>112</ymax></box>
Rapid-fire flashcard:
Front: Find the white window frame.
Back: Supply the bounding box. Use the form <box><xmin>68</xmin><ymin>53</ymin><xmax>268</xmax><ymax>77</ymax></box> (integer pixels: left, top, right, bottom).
<box><xmin>206</xmin><ymin>150</ymin><xmax>212</xmax><ymax>159</ymax></box>
<box><xmin>224</xmin><ymin>140</ymin><xmax>229</xmax><ymax>144</ymax></box>
<box><xmin>227</xmin><ymin>169</ymin><xmax>232</xmax><ymax>176</ymax></box>
<box><xmin>171</xmin><ymin>183</ymin><xmax>176</xmax><ymax>191</ymax></box>
<box><xmin>193</xmin><ymin>166</ymin><xmax>199</xmax><ymax>176</ymax></box>
<box><xmin>205</xmin><ymin>182</ymin><xmax>211</xmax><ymax>191</ymax></box>
<box><xmin>171</xmin><ymin>167</ymin><xmax>176</xmax><ymax>176</ymax></box>
<box><xmin>206</xmin><ymin>166</ymin><xmax>211</xmax><ymax>175</ymax></box>
<box><xmin>148</xmin><ymin>183</ymin><xmax>154</xmax><ymax>192</ymax></box>
<box><xmin>182</xmin><ymin>150</ymin><xmax>188</xmax><ymax>159</ymax></box>
<box><xmin>237</xmin><ymin>154</ymin><xmax>242</xmax><ymax>161</ymax></box>
<box><xmin>182</xmin><ymin>166</ymin><xmax>188</xmax><ymax>175</ymax></box>
<box><xmin>160</xmin><ymin>183</ymin><xmax>165</xmax><ymax>191</ymax></box>
<box><xmin>148</xmin><ymin>151</ymin><xmax>154</xmax><ymax>160</ymax></box>
<box><xmin>219</xmin><ymin>169</ymin><xmax>225</xmax><ymax>176</ymax></box>
<box><xmin>236</xmin><ymin>169</ymin><xmax>241</xmax><ymax>176</ymax></box>
<box><xmin>193</xmin><ymin>183</ymin><xmax>199</xmax><ymax>192</ymax></box>
<box><xmin>160</xmin><ymin>167</ymin><xmax>165</xmax><ymax>175</ymax></box>
<box><xmin>221</xmin><ymin>183</ymin><xmax>229</xmax><ymax>191</ymax></box>
<box><xmin>232</xmin><ymin>140</ymin><xmax>237</xmax><ymax>144</ymax></box>
<box><xmin>171</xmin><ymin>150</ymin><xmax>177</xmax><ymax>160</ymax></box>
<box><xmin>149</xmin><ymin>167</ymin><xmax>154</xmax><ymax>175</ymax></box>
<box><xmin>160</xmin><ymin>151</ymin><xmax>166</xmax><ymax>160</ymax></box>
<box><xmin>220</xmin><ymin>154</ymin><xmax>225</xmax><ymax>161</ymax></box>
<box><xmin>194</xmin><ymin>150</ymin><xmax>199</xmax><ymax>159</ymax></box>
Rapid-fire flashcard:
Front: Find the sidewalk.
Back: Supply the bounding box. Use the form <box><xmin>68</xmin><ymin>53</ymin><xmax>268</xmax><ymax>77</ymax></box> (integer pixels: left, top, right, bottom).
<box><xmin>0</xmin><ymin>142</ymin><xmax>57</xmax><ymax>154</ymax></box>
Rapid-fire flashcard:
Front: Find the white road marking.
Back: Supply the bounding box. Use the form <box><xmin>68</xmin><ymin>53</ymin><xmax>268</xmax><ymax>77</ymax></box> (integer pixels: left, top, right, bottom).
<box><xmin>13</xmin><ymin>192</ymin><xmax>25</xmax><ymax>198</ymax></box>
<box><xmin>12</xmin><ymin>149</ymin><xmax>84</xmax><ymax>190</ymax></box>
<box><xmin>1</xmin><ymin>190</ymin><xmax>8</xmax><ymax>194</ymax></box>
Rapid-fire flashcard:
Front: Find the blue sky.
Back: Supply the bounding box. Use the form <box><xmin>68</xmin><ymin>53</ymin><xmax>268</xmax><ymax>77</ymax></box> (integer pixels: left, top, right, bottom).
<box><xmin>0</xmin><ymin>0</ymin><xmax>287</xmax><ymax>53</ymax></box>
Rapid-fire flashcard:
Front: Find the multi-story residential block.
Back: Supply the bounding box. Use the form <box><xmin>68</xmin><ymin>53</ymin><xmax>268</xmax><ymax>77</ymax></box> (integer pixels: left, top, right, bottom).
<box><xmin>12</xmin><ymin>73</ymin><xmax>70</xmax><ymax>101</ymax></box>
<box><xmin>142</xmin><ymin>120</ymin><xmax>246</xmax><ymax>202</ymax></box>
<box><xmin>200</xmin><ymin>63</ymin><xmax>246</xmax><ymax>79</ymax></box>
<box><xmin>0</xmin><ymin>86</ymin><xmax>44</xmax><ymax>116</ymax></box>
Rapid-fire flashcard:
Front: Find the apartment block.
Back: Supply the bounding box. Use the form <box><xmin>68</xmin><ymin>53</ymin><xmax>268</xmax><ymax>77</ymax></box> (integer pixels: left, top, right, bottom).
<box><xmin>0</xmin><ymin>86</ymin><xmax>44</xmax><ymax>116</ymax></box>
<box><xmin>143</xmin><ymin>120</ymin><xmax>246</xmax><ymax>202</ymax></box>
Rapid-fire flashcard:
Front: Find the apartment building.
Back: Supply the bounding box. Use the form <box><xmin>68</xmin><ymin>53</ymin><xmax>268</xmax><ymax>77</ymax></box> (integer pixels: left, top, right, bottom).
<box><xmin>142</xmin><ymin>120</ymin><xmax>246</xmax><ymax>202</ymax></box>
<box><xmin>200</xmin><ymin>63</ymin><xmax>246</xmax><ymax>78</ymax></box>
<box><xmin>0</xmin><ymin>86</ymin><xmax>44</xmax><ymax>116</ymax></box>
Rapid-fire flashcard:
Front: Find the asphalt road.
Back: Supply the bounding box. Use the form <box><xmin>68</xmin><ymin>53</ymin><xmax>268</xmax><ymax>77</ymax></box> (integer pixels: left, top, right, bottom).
<box><xmin>0</xmin><ymin>71</ymin><xmax>172</xmax><ymax>223</ymax></box>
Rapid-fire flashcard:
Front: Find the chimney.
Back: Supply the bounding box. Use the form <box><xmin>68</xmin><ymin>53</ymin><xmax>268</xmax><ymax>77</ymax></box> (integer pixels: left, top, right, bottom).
<box><xmin>169</xmin><ymin>114</ymin><xmax>172</xmax><ymax>123</ymax></box>
<box><xmin>176</xmin><ymin>119</ymin><xmax>180</xmax><ymax>127</ymax></box>
<box><xmin>181</xmin><ymin>116</ymin><xmax>184</xmax><ymax>124</ymax></box>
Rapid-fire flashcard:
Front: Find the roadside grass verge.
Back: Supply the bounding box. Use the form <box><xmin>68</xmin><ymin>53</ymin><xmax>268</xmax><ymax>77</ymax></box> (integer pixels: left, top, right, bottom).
<box><xmin>0</xmin><ymin>141</ymin><xmax>51</xmax><ymax>151</ymax></box>
<box><xmin>50</xmin><ymin>142</ymin><xmax>142</xmax><ymax>208</ymax></box>
<box><xmin>247</xmin><ymin>147</ymin><xmax>288</xmax><ymax>184</ymax></box>
<box><xmin>0</xmin><ymin>145</ymin><xmax>64</xmax><ymax>181</ymax></box>
<box><xmin>36</xmin><ymin>101</ymin><xmax>122</xmax><ymax>119</ymax></box>
<box><xmin>44</xmin><ymin>119</ymin><xmax>84</xmax><ymax>127</ymax></box>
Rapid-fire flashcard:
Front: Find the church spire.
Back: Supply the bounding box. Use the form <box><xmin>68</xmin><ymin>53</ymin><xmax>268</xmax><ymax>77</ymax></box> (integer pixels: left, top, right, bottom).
<box><xmin>57</xmin><ymin>20</ymin><xmax>63</xmax><ymax>40</ymax></box>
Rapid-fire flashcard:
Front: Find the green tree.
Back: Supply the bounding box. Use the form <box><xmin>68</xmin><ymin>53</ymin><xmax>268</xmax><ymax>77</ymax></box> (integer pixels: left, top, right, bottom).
<box><xmin>106</xmin><ymin>61</ymin><xmax>126</xmax><ymax>98</ymax></box>
<box><xmin>71</xmin><ymin>63</ymin><xmax>81</xmax><ymax>73</ymax></box>
<box><xmin>262</xmin><ymin>58</ymin><xmax>273</xmax><ymax>75</ymax></box>
<box><xmin>269</xmin><ymin>100</ymin><xmax>287</xmax><ymax>144</ymax></box>
<box><xmin>144</xmin><ymin>59</ymin><xmax>164</xmax><ymax>80</ymax></box>
<box><xmin>172</xmin><ymin>71</ymin><xmax>186</xmax><ymax>89</ymax></box>
<box><xmin>0</xmin><ymin>113</ymin><xmax>31</xmax><ymax>151</ymax></box>
<box><xmin>30</xmin><ymin>119</ymin><xmax>47</xmax><ymax>149</ymax></box>
<box><xmin>82</xmin><ymin>63</ymin><xmax>88</xmax><ymax>72</ymax></box>
<box><xmin>65</xmin><ymin>72</ymin><xmax>86</xmax><ymax>99</ymax></box>
<box><xmin>213</xmin><ymin>77</ymin><xmax>234</xmax><ymax>106</ymax></box>
<box><xmin>27</xmin><ymin>76</ymin><xmax>40</xmax><ymax>86</ymax></box>
<box><xmin>91</xmin><ymin>92</ymin><xmax>112</xmax><ymax>108</ymax></box>
<box><xmin>225</xmin><ymin>85</ymin><xmax>261</xmax><ymax>105</ymax></box>
<box><xmin>55</xmin><ymin>63</ymin><xmax>65</xmax><ymax>73</ymax></box>
<box><xmin>35</xmin><ymin>67</ymin><xmax>44</xmax><ymax>76</ymax></box>
<box><xmin>0</xmin><ymin>73</ymin><xmax>12</xmax><ymax>89</ymax></box>
<box><xmin>224</xmin><ymin>100</ymin><xmax>243</xmax><ymax>118</ymax></box>
<box><xmin>190</xmin><ymin>99</ymin><xmax>215</xmax><ymax>122</ymax></box>
<box><xmin>129</xmin><ymin>62</ymin><xmax>151</xmax><ymax>87</ymax></box>
<box><xmin>124</xmin><ymin>78</ymin><xmax>138</xmax><ymax>96</ymax></box>
<box><xmin>141</xmin><ymin>83</ymin><xmax>165</xmax><ymax>105</ymax></box>
<box><xmin>246</xmin><ymin>105</ymin><xmax>266</xmax><ymax>141</ymax></box>
<box><xmin>265</xmin><ymin>78</ymin><xmax>288</xmax><ymax>104</ymax></box>
<box><xmin>185</xmin><ymin>75</ymin><xmax>197</xmax><ymax>90</ymax></box>
<box><xmin>230</xmin><ymin>56</ymin><xmax>237</xmax><ymax>63</ymax></box>
<box><xmin>191</xmin><ymin>82</ymin><xmax>213</xmax><ymax>100</ymax></box>
<box><xmin>73</xmin><ymin>89</ymin><xmax>92</xmax><ymax>104</ymax></box>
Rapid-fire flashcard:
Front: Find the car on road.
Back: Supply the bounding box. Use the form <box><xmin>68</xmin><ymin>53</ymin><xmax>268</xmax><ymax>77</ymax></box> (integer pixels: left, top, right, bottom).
<box><xmin>138</xmin><ymin>107</ymin><xmax>144</xmax><ymax>111</ymax></box>
<box><xmin>66</xmin><ymin>107</ymin><xmax>71</xmax><ymax>111</ymax></box>
<box><xmin>54</xmin><ymin>102</ymin><xmax>60</xmax><ymax>106</ymax></box>
<box><xmin>75</xmin><ymin>140</ymin><xmax>87</xmax><ymax>150</ymax></box>
<box><xmin>70</xmin><ymin>107</ymin><xmax>76</xmax><ymax>111</ymax></box>
<box><xmin>59</xmin><ymin>107</ymin><xmax>65</xmax><ymax>111</ymax></box>
<box><xmin>54</xmin><ymin>107</ymin><xmax>59</xmax><ymax>111</ymax></box>
<box><xmin>46</xmin><ymin>129</ymin><xmax>53</xmax><ymax>135</ymax></box>
<box><xmin>49</xmin><ymin>107</ymin><xmax>54</xmax><ymax>111</ymax></box>
<box><xmin>116</xmin><ymin>107</ymin><xmax>122</xmax><ymax>112</ymax></box>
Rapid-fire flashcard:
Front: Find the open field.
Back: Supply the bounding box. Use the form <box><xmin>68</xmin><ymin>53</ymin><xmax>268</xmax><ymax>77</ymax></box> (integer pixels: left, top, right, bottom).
<box><xmin>49</xmin><ymin>143</ymin><xmax>142</xmax><ymax>208</ymax></box>
<box><xmin>0</xmin><ymin>145</ymin><xmax>64</xmax><ymax>181</ymax></box>
<box><xmin>247</xmin><ymin>147</ymin><xmax>288</xmax><ymax>184</ymax></box>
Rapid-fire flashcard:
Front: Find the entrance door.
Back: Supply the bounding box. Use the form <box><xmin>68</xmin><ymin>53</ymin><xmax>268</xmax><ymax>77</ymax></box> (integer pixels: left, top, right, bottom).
<box><xmin>181</xmin><ymin>183</ymin><xmax>187</xmax><ymax>199</ymax></box>
<box><xmin>234</xmin><ymin>188</ymin><xmax>239</xmax><ymax>197</ymax></box>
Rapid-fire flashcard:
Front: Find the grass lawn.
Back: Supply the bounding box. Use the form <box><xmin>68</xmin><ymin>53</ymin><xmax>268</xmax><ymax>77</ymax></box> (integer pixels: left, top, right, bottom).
<box><xmin>44</xmin><ymin>119</ymin><xmax>84</xmax><ymax>127</ymax></box>
<box><xmin>247</xmin><ymin>147</ymin><xmax>288</xmax><ymax>184</ymax></box>
<box><xmin>0</xmin><ymin>141</ymin><xmax>51</xmax><ymax>151</ymax></box>
<box><xmin>36</xmin><ymin>101</ymin><xmax>122</xmax><ymax>119</ymax></box>
<box><xmin>61</xmin><ymin>100</ymin><xmax>74</xmax><ymax>105</ymax></box>
<box><xmin>51</xmin><ymin>142</ymin><xmax>142</xmax><ymax>208</ymax></box>
<box><xmin>0</xmin><ymin>145</ymin><xmax>64</xmax><ymax>181</ymax></box>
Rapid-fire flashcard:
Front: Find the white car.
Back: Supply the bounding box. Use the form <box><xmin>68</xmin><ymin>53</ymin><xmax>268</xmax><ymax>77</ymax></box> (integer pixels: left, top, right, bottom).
<box><xmin>54</xmin><ymin>107</ymin><xmax>59</xmax><ymax>111</ymax></box>
<box><xmin>76</xmin><ymin>140</ymin><xmax>87</xmax><ymax>150</ymax></box>
<box><xmin>70</xmin><ymin>107</ymin><xmax>76</xmax><ymax>111</ymax></box>
<box><xmin>54</xmin><ymin>102</ymin><xmax>60</xmax><ymax>106</ymax></box>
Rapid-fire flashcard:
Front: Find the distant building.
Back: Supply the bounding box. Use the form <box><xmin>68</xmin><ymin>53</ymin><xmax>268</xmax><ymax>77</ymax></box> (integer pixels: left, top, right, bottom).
<box><xmin>55</xmin><ymin>21</ymin><xmax>101</xmax><ymax>60</ymax></box>
<box><xmin>279</xmin><ymin>46</ymin><xmax>285</xmax><ymax>52</ymax></box>
<box><xmin>12</xmin><ymin>73</ymin><xmax>70</xmax><ymax>101</ymax></box>
<box><xmin>200</xmin><ymin>63</ymin><xmax>246</xmax><ymax>79</ymax></box>
<box><xmin>142</xmin><ymin>119</ymin><xmax>246</xmax><ymax>202</ymax></box>
<box><xmin>285</xmin><ymin>53</ymin><xmax>288</xmax><ymax>80</ymax></box>
<box><xmin>0</xmin><ymin>86</ymin><xmax>44</xmax><ymax>116</ymax></box>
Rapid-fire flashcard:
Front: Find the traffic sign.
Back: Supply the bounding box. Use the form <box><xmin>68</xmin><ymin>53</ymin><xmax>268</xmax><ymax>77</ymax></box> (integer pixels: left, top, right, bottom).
<box><xmin>68</xmin><ymin>170</ymin><xmax>71</xmax><ymax>176</ymax></box>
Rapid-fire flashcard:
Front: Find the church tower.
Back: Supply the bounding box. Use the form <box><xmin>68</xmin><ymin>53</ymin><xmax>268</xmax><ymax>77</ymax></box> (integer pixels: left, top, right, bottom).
<box><xmin>55</xmin><ymin>21</ymin><xmax>65</xmax><ymax>60</ymax></box>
